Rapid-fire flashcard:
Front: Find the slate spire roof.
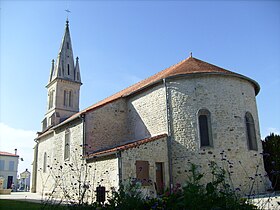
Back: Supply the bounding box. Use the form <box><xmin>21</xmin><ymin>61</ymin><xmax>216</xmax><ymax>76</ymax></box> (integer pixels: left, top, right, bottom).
<box><xmin>48</xmin><ymin>19</ymin><xmax>81</xmax><ymax>85</ymax></box>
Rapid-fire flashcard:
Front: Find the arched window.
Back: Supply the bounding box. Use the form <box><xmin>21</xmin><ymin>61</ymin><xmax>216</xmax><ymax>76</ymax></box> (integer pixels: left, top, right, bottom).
<box><xmin>67</xmin><ymin>64</ymin><xmax>70</xmax><ymax>75</ymax></box>
<box><xmin>198</xmin><ymin>109</ymin><xmax>213</xmax><ymax>147</ymax></box>
<box><xmin>245</xmin><ymin>112</ymin><xmax>258</xmax><ymax>151</ymax></box>
<box><xmin>64</xmin><ymin>129</ymin><xmax>70</xmax><ymax>160</ymax></box>
<box><xmin>43</xmin><ymin>152</ymin><xmax>47</xmax><ymax>173</ymax></box>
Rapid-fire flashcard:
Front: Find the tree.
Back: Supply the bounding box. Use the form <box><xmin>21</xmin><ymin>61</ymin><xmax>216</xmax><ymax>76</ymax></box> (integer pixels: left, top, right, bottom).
<box><xmin>262</xmin><ymin>133</ymin><xmax>280</xmax><ymax>190</ymax></box>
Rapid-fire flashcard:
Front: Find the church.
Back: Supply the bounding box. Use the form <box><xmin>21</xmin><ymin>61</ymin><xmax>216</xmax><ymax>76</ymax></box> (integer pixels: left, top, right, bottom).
<box><xmin>32</xmin><ymin>20</ymin><xmax>269</xmax><ymax>201</ymax></box>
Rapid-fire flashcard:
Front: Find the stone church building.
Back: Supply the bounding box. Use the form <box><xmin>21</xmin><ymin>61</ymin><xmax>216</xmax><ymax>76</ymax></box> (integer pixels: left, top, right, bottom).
<box><xmin>32</xmin><ymin>20</ymin><xmax>269</xmax><ymax>200</ymax></box>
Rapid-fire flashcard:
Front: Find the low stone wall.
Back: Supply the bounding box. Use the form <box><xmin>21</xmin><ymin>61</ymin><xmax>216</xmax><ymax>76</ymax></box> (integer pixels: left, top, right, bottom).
<box><xmin>0</xmin><ymin>189</ymin><xmax>12</xmax><ymax>195</ymax></box>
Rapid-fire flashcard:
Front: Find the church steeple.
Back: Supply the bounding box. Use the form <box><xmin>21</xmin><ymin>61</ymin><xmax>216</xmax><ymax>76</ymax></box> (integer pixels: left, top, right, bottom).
<box><xmin>49</xmin><ymin>19</ymin><xmax>81</xmax><ymax>83</ymax></box>
<box><xmin>43</xmin><ymin>19</ymin><xmax>82</xmax><ymax>131</ymax></box>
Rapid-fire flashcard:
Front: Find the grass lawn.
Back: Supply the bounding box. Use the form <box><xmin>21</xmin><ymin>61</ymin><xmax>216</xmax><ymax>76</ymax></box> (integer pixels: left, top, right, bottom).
<box><xmin>0</xmin><ymin>199</ymin><xmax>69</xmax><ymax>210</ymax></box>
<box><xmin>0</xmin><ymin>199</ymin><xmax>43</xmax><ymax>210</ymax></box>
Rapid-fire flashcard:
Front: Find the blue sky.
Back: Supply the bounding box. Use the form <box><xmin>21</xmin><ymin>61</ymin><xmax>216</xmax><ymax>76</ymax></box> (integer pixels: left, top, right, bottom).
<box><xmin>0</xmin><ymin>1</ymin><xmax>279</xmax><ymax>174</ymax></box>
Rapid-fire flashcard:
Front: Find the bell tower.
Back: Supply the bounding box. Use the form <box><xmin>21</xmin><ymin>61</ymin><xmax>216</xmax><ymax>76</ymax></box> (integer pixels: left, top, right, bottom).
<box><xmin>42</xmin><ymin>19</ymin><xmax>82</xmax><ymax>131</ymax></box>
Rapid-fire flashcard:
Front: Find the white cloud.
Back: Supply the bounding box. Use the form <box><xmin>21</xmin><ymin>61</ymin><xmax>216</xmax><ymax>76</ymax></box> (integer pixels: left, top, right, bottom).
<box><xmin>0</xmin><ymin>122</ymin><xmax>36</xmax><ymax>176</ymax></box>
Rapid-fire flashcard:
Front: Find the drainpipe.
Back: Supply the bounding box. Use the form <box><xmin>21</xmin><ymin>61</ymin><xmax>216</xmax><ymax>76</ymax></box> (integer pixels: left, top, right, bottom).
<box><xmin>80</xmin><ymin>114</ymin><xmax>86</xmax><ymax>156</ymax></box>
<box><xmin>116</xmin><ymin>151</ymin><xmax>122</xmax><ymax>187</ymax></box>
<box><xmin>163</xmin><ymin>78</ymin><xmax>173</xmax><ymax>191</ymax></box>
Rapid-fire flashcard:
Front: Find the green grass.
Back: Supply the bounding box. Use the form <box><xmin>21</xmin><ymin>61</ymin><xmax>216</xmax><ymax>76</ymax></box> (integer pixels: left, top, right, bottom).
<box><xmin>0</xmin><ymin>199</ymin><xmax>43</xmax><ymax>210</ymax></box>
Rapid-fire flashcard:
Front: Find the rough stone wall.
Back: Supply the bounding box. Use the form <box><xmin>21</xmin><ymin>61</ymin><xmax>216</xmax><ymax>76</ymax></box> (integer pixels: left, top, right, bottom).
<box><xmin>86</xmin><ymin>156</ymin><xmax>119</xmax><ymax>202</ymax></box>
<box><xmin>167</xmin><ymin>75</ymin><xmax>268</xmax><ymax>194</ymax></box>
<box><xmin>121</xmin><ymin>136</ymin><xmax>169</xmax><ymax>197</ymax></box>
<box><xmin>36</xmin><ymin>120</ymin><xmax>83</xmax><ymax>195</ymax></box>
<box><xmin>127</xmin><ymin>85</ymin><xmax>167</xmax><ymax>140</ymax></box>
<box><xmin>85</xmin><ymin>98</ymin><xmax>128</xmax><ymax>154</ymax></box>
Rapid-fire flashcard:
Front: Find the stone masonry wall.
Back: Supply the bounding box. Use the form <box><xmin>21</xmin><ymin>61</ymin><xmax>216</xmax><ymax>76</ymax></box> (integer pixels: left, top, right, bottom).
<box><xmin>86</xmin><ymin>156</ymin><xmax>119</xmax><ymax>203</ymax></box>
<box><xmin>127</xmin><ymin>85</ymin><xmax>167</xmax><ymax>140</ymax></box>
<box><xmin>167</xmin><ymin>75</ymin><xmax>268</xmax><ymax>194</ymax></box>
<box><xmin>36</xmin><ymin>119</ymin><xmax>83</xmax><ymax>195</ymax></box>
<box><xmin>121</xmin><ymin>136</ymin><xmax>169</xmax><ymax>197</ymax></box>
<box><xmin>85</xmin><ymin>98</ymin><xmax>128</xmax><ymax>154</ymax></box>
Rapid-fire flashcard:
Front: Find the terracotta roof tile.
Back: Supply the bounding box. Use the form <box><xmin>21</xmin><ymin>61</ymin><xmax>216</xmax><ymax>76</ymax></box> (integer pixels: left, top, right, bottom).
<box><xmin>74</xmin><ymin>56</ymin><xmax>258</xmax><ymax>115</ymax></box>
<box><xmin>86</xmin><ymin>134</ymin><xmax>167</xmax><ymax>159</ymax></box>
<box><xmin>46</xmin><ymin>56</ymin><xmax>259</xmax><ymax>133</ymax></box>
<box><xmin>0</xmin><ymin>151</ymin><xmax>19</xmax><ymax>157</ymax></box>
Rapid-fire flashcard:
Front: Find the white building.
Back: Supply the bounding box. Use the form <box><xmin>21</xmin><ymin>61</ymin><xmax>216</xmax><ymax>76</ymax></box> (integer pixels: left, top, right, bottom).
<box><xmin>0</xmin><ymin>151</ymin><xmax>19</xmax><ymax>189</ymax></box>
<box><xmin>19</xmin><ymin>169</ymin><xmax>31</xmax><ymax>191</ymax></box>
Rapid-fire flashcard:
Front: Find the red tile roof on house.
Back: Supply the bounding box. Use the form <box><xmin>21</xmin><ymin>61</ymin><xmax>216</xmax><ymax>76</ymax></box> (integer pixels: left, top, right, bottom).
<box><xmin>44</xmin><ymin>56</ymin><xmax>259</xmax><ymax>135</ymax></box>
<box><xmin>86</xmin><ymin>134</ymin><xmax>167</xmax><ymax>159</ymax></box>
<box><xmin>0</xmin><ymin>151</ymin><xmax>19</xmax><ymax>157</ymax></box>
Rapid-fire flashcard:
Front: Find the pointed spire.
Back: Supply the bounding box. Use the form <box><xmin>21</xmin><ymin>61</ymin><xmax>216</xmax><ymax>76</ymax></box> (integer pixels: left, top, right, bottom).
<box><xmin>74</xmin><ymin>56</ymin><xmax>81</xmax><ymax>82</ymax></box>
<box><xmin>48</xmin><ymin>19</ymin><xmax>80</xmax><ymax>85</ymax></box>
<box><xmin>49</xmin><ymin>59</ymin><xmax>55</xmax><ymax>82</ymax></box>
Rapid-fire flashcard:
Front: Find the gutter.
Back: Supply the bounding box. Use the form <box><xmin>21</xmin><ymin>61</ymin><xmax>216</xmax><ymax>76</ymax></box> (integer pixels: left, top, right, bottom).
<box><xmin>163</xmin><ymin>78</ymin><xmax>173</xmax><ymax>191</ymax></box>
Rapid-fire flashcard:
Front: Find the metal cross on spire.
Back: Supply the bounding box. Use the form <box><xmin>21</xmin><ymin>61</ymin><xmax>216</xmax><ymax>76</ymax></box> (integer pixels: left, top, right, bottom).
<box><xmin>65</xmin><ymin>9</ymin><xmax>71</xmax><ymax>26</ymax></box>
<box><xmin>65</xmin><ymin>9</ymin><xmax>71</xmax><ymax>18</ymax></box>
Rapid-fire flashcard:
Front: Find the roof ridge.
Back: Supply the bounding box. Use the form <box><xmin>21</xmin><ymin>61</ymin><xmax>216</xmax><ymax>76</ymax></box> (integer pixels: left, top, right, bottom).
<box><xmin>37</xmin><ymin>55</ymin><xmax>259</xmax><ymax>137</ymax></box>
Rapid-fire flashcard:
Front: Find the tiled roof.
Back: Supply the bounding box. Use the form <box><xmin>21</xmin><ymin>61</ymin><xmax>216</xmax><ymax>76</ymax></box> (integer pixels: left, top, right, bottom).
<box><xmin>45</xmin><ymin>56</ymin><xmax>259</xmax><ymax>134</ymax></box>
<box><xmin>86</xmin><ymin>134</ymin><xmax>167</xmax><ymax>159</ymax></box>
<box><xmin>0</xmin><ymin>151</ymin><xmax>19</xmax><ymax>157</ymax></box>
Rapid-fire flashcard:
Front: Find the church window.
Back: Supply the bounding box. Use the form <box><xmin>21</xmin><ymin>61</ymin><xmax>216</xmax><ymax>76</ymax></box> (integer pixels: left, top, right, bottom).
<box><xmin>67</xmin><ymin>42</ymin><xmax>69</xmax><ymax>49</ymax></box>
<box><xmin>136</xmin><ymin>160</ymin><xmax>149</xmax><ymax>186</ymax></box>
<box><xmin>43</xmin><ymin>152</ymin><xmax>47</xmax><ymax>173</ymax></box>
<box><xmin>64</xmin><ymin>129</ymin><xmax>70</xmax><ymax>160</ymax></box>
<box><xmin>64</xmin><ymin>90</ymin><xmax>68</xmax><ymax>106</ymax></box>
<box><xmin>245</xmin><ymin>112</ymin><xmax>258</xmax><ymax>151</ymax></box>
<box><xmin>69</xmin><ymin>91</ymin><xmax>72</xmax><ymax>107</ymax></box>
<box><xmin>198</xmin><ymin>109</ymin><xmax>213</xmax><ymax>147</ymax></box>
<box><xmin>67</xmin><ymin>64</ymin><xmax>70</xmax><ymax>75</ymax></box>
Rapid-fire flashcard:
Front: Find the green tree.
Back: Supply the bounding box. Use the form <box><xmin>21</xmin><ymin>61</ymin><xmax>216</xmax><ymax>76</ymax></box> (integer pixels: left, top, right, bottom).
<box><xmin>262</xmin><ymin>133</ymin><xmax>280</xmax><ymax>190</ymax></box>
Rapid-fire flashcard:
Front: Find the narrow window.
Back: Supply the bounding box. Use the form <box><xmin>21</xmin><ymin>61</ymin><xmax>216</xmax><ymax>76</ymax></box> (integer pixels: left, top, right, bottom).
<box><xmin>67</xmin><ymin>64</ymin><xmax>70</xmax><ymax>75</ymax></box>
<box><xmin>48</xmin><ymin>90</ymin><xmax>54</xmax><ymax>109</ymax></box>
<box><xmin>245</xmin><ymin>112</ymin><xmax>258</xmax><ymax>151</ymax></box>
<box><xmin>43</xmin><ymin>152</ymin><xmax>47</xmax><ymax>173</ymax></box>
<box><xmin>69</xmin><ymin>91</ymin><xmax>72</xmax><ymax>107</ymax></box>
<box><xmin>64</xmin><ymin>90</ymin><xmax>67</xmax><ymax>106</ymax></box>
<box><xmin>67</xmin><ymin>42</ymin><xmax>69</xmax><ymax>49</ymax></box>
<box><xmin>136</xmin><ymin>160</ymin><xmax>149</xmax><ymax>186</ymax></box>
<box><xmin>9</xmin><ymin>161</ymin><xmax>14</xmax><ymax>171</ymax></box>
<box><xmin>64</xmin><ymin>129</ymin><xmax>70</xmax><ymax>160</ymax></box>
<box><xmin>198</xmin><ymin>109</ymin><xmax>213</xmax><ymax>147</ymax></box>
